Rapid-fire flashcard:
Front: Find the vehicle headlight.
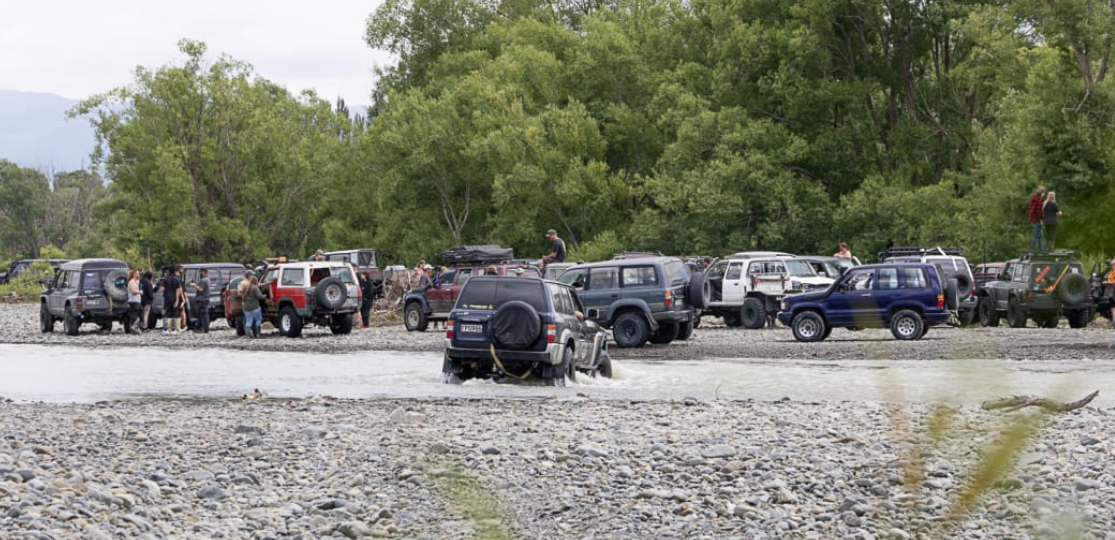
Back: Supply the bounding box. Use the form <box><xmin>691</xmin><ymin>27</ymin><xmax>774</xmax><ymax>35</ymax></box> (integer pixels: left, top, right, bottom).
<box><xmin>790</xmin><ymin>280</ymin><xmax>801</xmax><ymax>290</ymax></box>
<box><xmin>781</xmin><ymin>301</ymin><xmax>788</xmax><ymax>311</ymax></box>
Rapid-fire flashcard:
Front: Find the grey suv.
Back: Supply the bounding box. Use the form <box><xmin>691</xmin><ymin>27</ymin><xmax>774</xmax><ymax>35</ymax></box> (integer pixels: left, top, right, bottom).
<box><xmin>557</xmin><ymin>256</ymin><xmax>709</xmax><ymax>348</ymax></box>
<box><xmin>443</xmin><ymin>276</ymin><xmax>611</xmax><ymax>386</ymax></box>
<box><xmin>978</xmin><ymin>250</ymin><xmax>1091</xmax><ymax>328</ymax></box>
<box><xmin>40</xmin><ymin>258</ymin><xmax>132</xmax><ymax>335</ymax></box>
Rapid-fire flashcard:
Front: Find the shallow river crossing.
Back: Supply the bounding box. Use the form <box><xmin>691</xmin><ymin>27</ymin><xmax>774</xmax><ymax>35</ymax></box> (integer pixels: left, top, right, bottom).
<box><xmin>2</xmin><ymin>344</ymin><xmax>1113</xmax><ymax>406</ymax></box>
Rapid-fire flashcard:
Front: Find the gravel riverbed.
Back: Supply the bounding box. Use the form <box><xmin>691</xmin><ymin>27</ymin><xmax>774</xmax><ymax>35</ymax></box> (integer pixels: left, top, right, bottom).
<box><xmin>3</xmin><ymin>303</ymin><xmax>1115</xmax><ymax>539</ymax></box>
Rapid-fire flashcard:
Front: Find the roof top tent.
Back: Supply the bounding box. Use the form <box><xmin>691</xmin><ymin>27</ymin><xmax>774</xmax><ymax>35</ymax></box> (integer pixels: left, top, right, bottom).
<box><xmin>324</xmin><ymin>249</ymin><xmax>377</xmax><ymax>269</ymax></box>
<box><xmin>440</xmin><ymin>245</ymin><xmax>515</xmax><ymax>265</ymax></box>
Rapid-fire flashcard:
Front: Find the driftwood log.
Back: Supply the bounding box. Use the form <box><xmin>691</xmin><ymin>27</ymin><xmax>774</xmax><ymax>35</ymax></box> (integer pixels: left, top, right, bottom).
<box><xmin>981</xmin><ymin>390</ymin><xmax>1099</xmax><ymax>413</ymax></box>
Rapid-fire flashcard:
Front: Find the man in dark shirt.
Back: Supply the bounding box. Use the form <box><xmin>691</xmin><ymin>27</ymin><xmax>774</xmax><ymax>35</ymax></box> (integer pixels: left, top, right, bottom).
<box><xmin>543</xmin><ymin>229</ymin><xmax>566</xmax><ymax>263</ymax></box>
<box><xmin>358</xmin><ymin>272</ymin><xmax>374</xmax><ymax>329</ymax></box>
<box><xmin>161</xmin><ymin>266</ymin><xmax>184</xmax><ymax>334</ymax></box>
<box><xmin>189</xmin><ymin>268</ymin><xmax>212</xmax><ymax>333</ymax></box>
<box><xmin>140</xmin><ymin>271</ymin><xmax>155</xmax><ymax>330</ymax></box>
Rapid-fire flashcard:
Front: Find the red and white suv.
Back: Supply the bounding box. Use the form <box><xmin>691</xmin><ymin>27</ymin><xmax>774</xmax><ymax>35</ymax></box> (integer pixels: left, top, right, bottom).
<box><xmin>257</xmin><ymin>261</ymin><xmax>362</xmax><ymax>337</ymax></box>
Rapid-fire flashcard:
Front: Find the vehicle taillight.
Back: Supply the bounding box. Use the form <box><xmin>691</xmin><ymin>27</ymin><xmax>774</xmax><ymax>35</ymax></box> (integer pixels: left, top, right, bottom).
<box><xmin>546</xmin><ymin>324</ymin><xmax>556</xmax><ymax>343</ymax></box>
<box><xmin>664</xmin><ymin>290</ymin><xmax>673</xmax><ymax>308</ymax></box>
<box><xmin>75</xmin><ymin>298</ymin><xmax>83</xmax><ymax>310</ymax></box>
<box><xmin>937</xmin><ymin>294</ymin><xmax>944</xmax><ymax>308</ymax></box>
<box><xmin>446</xmin><ymin>320</ymin><xmax>454</xmax><ymax>339</ymax></box>
<box><xmin>1027</xmin><ymin>291</ymin><xmax>1034</xmax><ymax>302</ymax></box>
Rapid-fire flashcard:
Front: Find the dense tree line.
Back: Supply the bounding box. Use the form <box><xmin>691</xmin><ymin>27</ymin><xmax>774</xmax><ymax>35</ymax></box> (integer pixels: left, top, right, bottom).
<box><xmin>2</xmin><ymin>0</ymin><xmax>1113</xmax><ymax>270</ymax></box>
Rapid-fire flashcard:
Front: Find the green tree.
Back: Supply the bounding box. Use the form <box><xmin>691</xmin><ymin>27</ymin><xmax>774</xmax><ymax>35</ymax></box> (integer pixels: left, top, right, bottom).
<box><xmin>0</xmin><ymin>160</ymin><xmax>50</xmax><ymax>258</ymax></box>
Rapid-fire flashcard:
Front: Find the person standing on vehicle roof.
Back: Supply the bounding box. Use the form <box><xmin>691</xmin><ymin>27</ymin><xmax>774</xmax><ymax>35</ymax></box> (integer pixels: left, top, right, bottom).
<box><xmin>543</xmin><ymin>229</ymin><xmax>566</xmax><ymax>264</ymax></box>
<box><xmin>1029</xmin><ymin>184</ymin><xmax>1046</xmax><ymax>252</ymax></box>
<box><xmin>1043</xmin><ymin>191</ymin><xmax>1062</xmax><ymax>251</ymax></box>
<box><xmin>189</xmin><ymin>268</ymin><xmax>211</xmax><ymax>333</ymax></box>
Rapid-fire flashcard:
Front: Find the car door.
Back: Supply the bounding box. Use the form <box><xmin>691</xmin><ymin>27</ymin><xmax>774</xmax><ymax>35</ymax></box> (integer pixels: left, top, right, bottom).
<box><xmin>579</xmin><ymin>267</ymin><xmax>620</xmax><ymax>322</ymax></box>
<box><xmin>47</xmin><ymin>270</ymin><xmax>67</xmax><ymax>314</ymax></box>
<box><xmin>719</xmin><ymin>261</ymin><xmax>746</xmax><ymax>304</ymax></box>
<box><xmin>826</xmin><ymin>268</ymin><xmax>877</xmax><ymax>326</ymax></box>
<box><xmin>433</xmin><ymin>268</ymin><xmax>472</xmax><ymax>314</ymax></box>
<box><xmin>549</xmin><ymin>284</ymin><xmax>587</xmax><ymax>367</ymax></box>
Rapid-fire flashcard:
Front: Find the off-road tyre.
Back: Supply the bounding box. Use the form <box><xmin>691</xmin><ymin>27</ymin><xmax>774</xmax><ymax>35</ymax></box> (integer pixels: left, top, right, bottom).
<box><xmin>612</xmin><ymin>311</ymin><xmax>650</xmax><ymax>348</ymax></box>
<box><xmin>592</xmin><ymin>350</ymin><xmax>613</xmax><ymax>379</ymax></box>
<box><xmin>688</xmin><ymin>273</ymin><xmax>711</xmax><ymax>310</ymax></box>
<box><xmin>890</xmin><ymin>309</ymin><xmax>924</xmax><ymax>341</ymax></box>
<box><xmin>1055</xmin><ymin>273</ymin><xmax>1089</xmax><ymax>305</ymax></box>
<box><xmin>403</xmin><ymin>302</ymin><xmax>428</xmax><ymax>332</ymax></box>
<box><xmin>330</xmin><ymin>313</ymin><xmax>354</xmax><ymax>334</ymax></box>
<box><xmin>103</xmin><ymin>269</ymin><xmax>129</xmax><ymax>302</ymax></box>
<box><xmin>492</xmin><ymin>300</ymin><xmax>541</xmax><ymax>350</ymax></box>
<box><xmin>64</xmin><ymin>304</ymin><xmax>80</xmax><ymax>336</ymax></box>
<box><xmin>676</xmin><ymin>320</ymin><xmax>694</xmax><ymax>341</ymax></box>
<box><xmin>722</xmin><ymin>312</ymin><xmax>742</xmax><ymax>327</ymax></box>
<box><xmin>790</xmin><ymin>311</ymin><xmax>827</xmax><ymax>343</ymax></box>
<box><xmin>545</xmin><ymin>347</ymin><xmax>573</xmax><ymax>387</ymax></box>
<box><xmin>979</xmin><ymin>296</ymin><xmax>1000</xmax><ymax>327</ymax></box>
<box><xmin>314</xmin><ymin>277</ymin><xmax>348</xmax><ymax>310</ymax></box>
<box><xmin>278</xmin><ymin>305</ymin><xmax>304</xmax><ymax>337</ymax></box>
<box><xmin>648</xmin><ymin>321</ymin><xmax>679</xmax><ymax>344</ymax></box>
<box><xmin>40</xmin><ymin>303</ymin><xmax>54</xmax><ymax>333</ymax></box>
<box><xmin>1007</xmin><ymin>297</ymin><xmax>1027</xmax><ymax>328</ymax></box>
<box><xmin>1068</xmin><ymin>309</ymin><xmax>1091</xmax><ymax>329</ymax></box>
<box><xmin>741</xmin><ymin>298</ymin><xmax>766</xmax><ymax>329</ymax></box>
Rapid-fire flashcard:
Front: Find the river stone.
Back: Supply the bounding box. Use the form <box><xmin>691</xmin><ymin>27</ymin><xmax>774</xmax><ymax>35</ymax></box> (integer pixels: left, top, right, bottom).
<box><xmin>234</xmin><ymin>424</ymin><xmax>265</xmax><ymax>435</ymax></box>
<box><xmin>388</xmin><ymin>407</ymin><xmax>426</xmax><ymax>424</ymax></box>
<box><xmin>335</xmin><ymin>520</ymin><xmax>372</xmax><ymax>539</ymax></box>
<box><xmin>701</xmin><ymin>445</ymin><xmax>736</xmax><ymax>459</ymax></box>
<box><xmin>1075</xmin><ymin>479</ymin><xmax>1101</xmax><ymax>491</ymax></box>
<box><xmin>184</xmin><ymin>470</ymin><xmax>215</xmax><ymax>482</ymax></box>
<box><xmin>575</xmin><ymin>444</ymin><xmax>608</xmax><ymax>457</ymax></box>
<box><xmin>196</xmin><ymin>486</ymin><xmax>228</xmax><ymax>501</ymax></box>
<box><xmin>480</xmin><ymin>444</ymin><xmax>500</xmax><ymax>455</ymax></box>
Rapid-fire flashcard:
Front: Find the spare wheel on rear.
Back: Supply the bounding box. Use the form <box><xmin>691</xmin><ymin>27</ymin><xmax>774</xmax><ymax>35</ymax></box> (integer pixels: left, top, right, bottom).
<box><xmin>492</xmin><ymin>300</ymin><xmax>542</xmax><ymax>350</ymax></box>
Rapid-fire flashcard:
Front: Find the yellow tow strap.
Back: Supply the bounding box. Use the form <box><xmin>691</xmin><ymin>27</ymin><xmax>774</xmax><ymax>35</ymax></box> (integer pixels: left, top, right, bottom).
<box><xmin>490</xmin><ymin>344</ymin><xmax>533</xmax><ymax>380</ymax></box>
<box><xmin>1044</xmin><ymin>265</ymin><xmax>1070</xmax><ymax>294</ymax></box>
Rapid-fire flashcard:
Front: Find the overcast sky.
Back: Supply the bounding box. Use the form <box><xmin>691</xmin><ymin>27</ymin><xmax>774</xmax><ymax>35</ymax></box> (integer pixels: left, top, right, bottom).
<box><xmin>0</xmin><ymin>0</ymin><xmax>393</xmax><ymax>106</ymax></box>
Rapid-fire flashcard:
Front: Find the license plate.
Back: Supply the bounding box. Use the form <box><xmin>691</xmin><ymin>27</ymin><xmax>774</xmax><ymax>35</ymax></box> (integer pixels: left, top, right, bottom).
<box><xmin>460</xmin><ymin>324</ymin><xmax>483</xmax><ymax>333</ymax></box>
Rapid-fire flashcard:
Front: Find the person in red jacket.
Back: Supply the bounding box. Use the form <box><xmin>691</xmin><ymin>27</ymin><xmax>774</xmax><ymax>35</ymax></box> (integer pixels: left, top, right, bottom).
<box><xmin>1029</xmin><ymin>184</ymin><xmax>1045</xmax><ymax>252</ymax></box>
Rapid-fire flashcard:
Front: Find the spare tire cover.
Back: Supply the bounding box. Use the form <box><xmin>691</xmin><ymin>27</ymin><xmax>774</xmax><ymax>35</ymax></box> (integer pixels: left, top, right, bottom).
<box><xmin>315</xmin><ymin>276</ymin><xmax>348</xmax><ymax>310</ymax></box>
<box><xmin>492</xmin><ymin>300</ymin><xmax>542</xmax><ymax>350</ymax></box>
<box><xmin>1056</xmin><ymin>272</ymin><xmax>1089</xmax><ymax>305</ymax></box>
<box><xmin>104</xmin><ymin>269</ymin><xmax>129</xmax><ymax>302</ymax></box>
<box><xmin>944</xmin><ymin>278</ymin><xmax>960</xmax><ymax>310</ymax></box>
<box><xmin>688</xmin><ymin>272</ymin><xmax>711</xmax><ymax>310</ymax></box>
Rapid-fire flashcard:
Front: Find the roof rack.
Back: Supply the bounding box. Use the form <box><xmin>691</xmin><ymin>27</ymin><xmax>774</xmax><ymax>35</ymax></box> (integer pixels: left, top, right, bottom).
<box><xmin>1016</xmin><ymin>249</ymin><xmax>1080</xmax><ymax>262</ymax></box>
<box><xmin>440</xmin><ymin>245</ymin><xmax>515</xmax><ymax>264</ymax></box>
<box><xmin>612</xmin><ymin>251</ymin><xmax>664</xmax><ymax>260</ymax></box>
<box><xmin>878</xmin><ymin>246</ymin><xmax>964</xmax><ymax>261</ymax></box>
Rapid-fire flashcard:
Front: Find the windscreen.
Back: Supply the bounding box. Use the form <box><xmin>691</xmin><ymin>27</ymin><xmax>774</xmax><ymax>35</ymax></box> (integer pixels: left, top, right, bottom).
<box><xmin>784</xmin><ymin>260</ymin><xmax>817</xmax><ymax>277</ymax></box>
<box><xmin>456</xmin><ymin>279</ymin><xmax>546</xmax><ymax>312</ymax></box>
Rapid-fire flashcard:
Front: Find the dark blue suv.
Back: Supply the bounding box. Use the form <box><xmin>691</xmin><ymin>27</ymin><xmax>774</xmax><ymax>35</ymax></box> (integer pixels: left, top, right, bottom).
<box><xmin>777</xmin><ymin>263</ymin><xmax>953</xmax><ymax>342</ymax></box>
<box><xmin>443</xmin><ymin>276</ymin><xmax>611</xmax><ymax>386</ymax></box>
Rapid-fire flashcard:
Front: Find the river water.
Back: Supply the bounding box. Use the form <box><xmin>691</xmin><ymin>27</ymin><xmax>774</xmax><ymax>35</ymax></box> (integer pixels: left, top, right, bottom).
<box><xmin>0</xmin><ymin>344</ymin><xmax>1110</xmax><ymax>406</ymax></box>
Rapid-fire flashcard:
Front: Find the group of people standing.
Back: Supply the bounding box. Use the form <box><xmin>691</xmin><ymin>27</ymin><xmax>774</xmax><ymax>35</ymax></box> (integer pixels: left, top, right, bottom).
<box><xmin>123</xmin><ymin>265</ymin><xmax>213</xmax><ymax>335</ymax></box>
<box><xmin>1029</xmin><ymin>185</ymin><xmax>1063</xmax><ymax>252</ymax></box>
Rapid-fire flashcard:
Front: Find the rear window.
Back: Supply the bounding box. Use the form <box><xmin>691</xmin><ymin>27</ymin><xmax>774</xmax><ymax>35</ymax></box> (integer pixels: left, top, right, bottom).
<box><xmin>622</xmin><ymin>266</ymin><xmax>659</xmax><ymax>287</ymax></box>
<box><xmin>900</xmin><ymin>267</ymin><xmax>929</xmax><ymax>289</ymax></box>
<box><xmin>456</xmin><ymin>279</ymin><xmax>546</xmax><ymax>312</ymax></box>
<box><xmin>1029</xmin><ymin>262</ymin><xmax>1082</xmax><ymax>286</ymax></box>
<box><xmin>663</xmin><ymin>261</ymin><xmax>688</xmax><ymax>283</ymax></box>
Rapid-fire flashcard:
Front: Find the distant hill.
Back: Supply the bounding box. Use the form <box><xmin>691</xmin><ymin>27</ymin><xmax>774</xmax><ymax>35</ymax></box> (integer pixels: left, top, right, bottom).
<box><xmin>0</xmin><ymin>90</ymin><xmax>96</xmax><ymax>173</ymax></box>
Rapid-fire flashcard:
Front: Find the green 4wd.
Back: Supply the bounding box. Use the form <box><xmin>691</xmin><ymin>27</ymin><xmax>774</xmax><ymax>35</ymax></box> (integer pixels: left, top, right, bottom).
<box><xmin>977</xmin><ymin>250</ymin><xmax>1092</xmax><ymax>328</ymax></box>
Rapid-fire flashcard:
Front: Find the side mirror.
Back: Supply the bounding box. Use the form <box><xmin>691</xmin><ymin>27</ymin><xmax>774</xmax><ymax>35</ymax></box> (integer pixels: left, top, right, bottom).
<box><xmin>587</xmin><ymin>308</ymin><xmax>599</xmax><ymax>319</ymax></box>
<box><xmin>998</xmin><ymin>272</ymin><xmax>1009</xmax><ymax>280</ymax></box>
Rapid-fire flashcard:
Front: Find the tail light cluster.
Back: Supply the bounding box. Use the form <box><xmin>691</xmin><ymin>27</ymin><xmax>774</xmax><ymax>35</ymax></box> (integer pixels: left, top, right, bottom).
<box><xmin>545</xmin><ymin>324</ymin><xmax>556</xmax><ymax>343</ymax></box>
<box><xmin>445</xmin><ymin>320</ymin><xmax>454</xmax><ymax>339</ymax></box>
<box><xmin>936</xmin><ymin>294</ymin><xmax>944</xmax><ymax>308</ymax></box>
<box><xmin>664</xmin><ymin>290</ymin><xmax>673</xmax><ymax>308</ymax></box>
